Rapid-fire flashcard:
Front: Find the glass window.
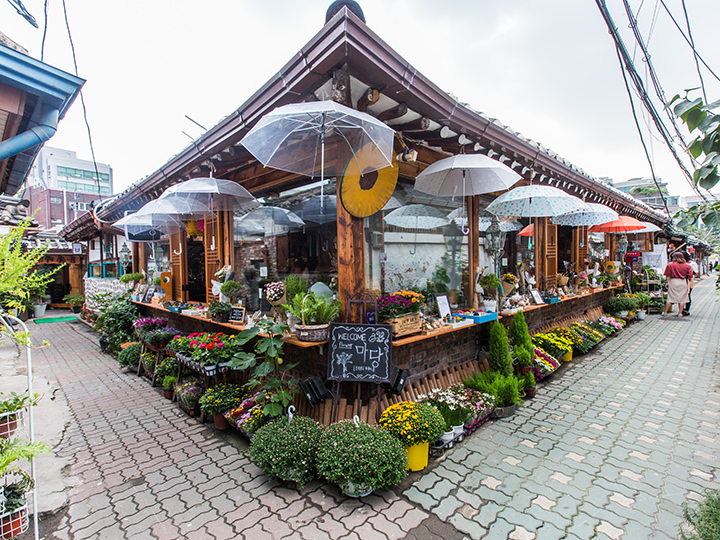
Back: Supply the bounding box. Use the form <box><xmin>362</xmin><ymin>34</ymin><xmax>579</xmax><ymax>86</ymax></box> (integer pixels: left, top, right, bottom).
<box><xmin>365</xmin><ymin>181</ymin><xmax>468</xmax><ymax>308</ymax></box>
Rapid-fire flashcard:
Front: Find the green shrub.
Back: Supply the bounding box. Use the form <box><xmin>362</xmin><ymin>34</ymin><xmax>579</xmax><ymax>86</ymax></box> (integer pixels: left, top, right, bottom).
<box><xmin>93</xmin><ymin>295</ymin><xmax>139</xmax><ymax>355</ymax></box>
<box><xmin>681</xmin><ymin>489</ymin><xmax>720</xmax><ymax>540</ymax></box>
<box><xmin>283</xmin><ymin>275</ymin><xmax>309</xmax><ymax>301</ymax></box>
<box><xmin>487</xmin><ymin>321</ymin><xmax>512</xmax><ymax>376</ymax></box>
<box><xmin>510</xmin><ymin>311</ymin><xmax>533</xmax><ymax>357</ymax></box>
<box><xmin>604</xmin><ymin>296</ymin><xmax>639</xmax><ymax>314</ymax></box>
<box><xmin>118</xmin><ymin>343</ymin><xmax>141</xmax><ymax>369</ymax></box>
<box><xmin>464</xmin><ymin>370</ymin><xmax>521</xmax><ymax>407</ymax></box>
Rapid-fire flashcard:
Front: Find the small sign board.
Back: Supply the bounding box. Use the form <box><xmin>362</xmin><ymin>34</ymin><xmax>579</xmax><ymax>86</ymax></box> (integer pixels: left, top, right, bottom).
<box><xmin>142</xmin><ymin>285</ymin><xmax>156</xmax><ymax>303</ymax></box>
<box><xmin>435</xmin><ymin>294</ymin><xmax>451</xmax><ymax>318</ymax></box>
<box><xmin>72</xmin><ymin>242</ymin><xmax>83</xmax><ymax>255</ymax></box>
<box><xmin>530</xmin><ymin>289</ymin><xmax>544</xmax><ymax>305</ymax></box>
<box><xmin>327</xmin><ymin>323</ymin><xmax>391</xmax><ymax>383</ymax></box>
<box><xmin>229</xmin><ymin>307</ymin><xmax>246</xmax><ymax>323</ymax></box>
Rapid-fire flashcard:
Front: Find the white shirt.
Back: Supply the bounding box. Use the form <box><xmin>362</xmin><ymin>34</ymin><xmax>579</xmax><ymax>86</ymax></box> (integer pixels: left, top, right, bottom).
<box><xmin>690</xmin><ymin>261</ymin><xmax>698</xmax><ymax>275</ymax></box>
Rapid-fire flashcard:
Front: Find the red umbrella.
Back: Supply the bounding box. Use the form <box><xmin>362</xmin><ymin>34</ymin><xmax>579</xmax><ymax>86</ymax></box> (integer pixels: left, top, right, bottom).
<box><xmin>589</xmin><ymin>215</ymin><xmax>645</xmax><ymax>233</ymax></box>
<box><xmin>518</xmin><ymin>223</ymin><xmax>534</xmax><ymax>236</ymax></box>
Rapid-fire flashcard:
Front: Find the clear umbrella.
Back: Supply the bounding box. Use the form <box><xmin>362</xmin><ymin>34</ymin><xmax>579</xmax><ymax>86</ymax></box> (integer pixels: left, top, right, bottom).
<box><xmin>235</xmin><ymin>206</ymin><xmax>305</xmax><ymax>237</ymax></box>
<box><xmin>384</xmin><ymin>204</ymin><xmax>450</xmax><ymax>255</ymax></box>
<box><xmin>292</xmin><ymin>195</ymin><xmax>337</xmax><ymax>225</ymax></box>
<box><xmin>415</xmin><ymin>154</ymin><xmax>522</xmax><ymax>233</ymax></box>
<box><xmin>447</xmin><ymin>208</ymin><xmax>523</xmax><ymax>232</ymax></box>
<box><xmin>241</xmin><ymin>100</ymin><xmax>395</xmax><ymax>212</ymax></box>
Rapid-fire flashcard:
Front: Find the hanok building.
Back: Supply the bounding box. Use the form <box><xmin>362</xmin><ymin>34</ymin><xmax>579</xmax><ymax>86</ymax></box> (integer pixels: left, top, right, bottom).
<box><xmin>62</xmin><ymin>2</ymin><xmax>669</xmax><ymax>387</ymax></box>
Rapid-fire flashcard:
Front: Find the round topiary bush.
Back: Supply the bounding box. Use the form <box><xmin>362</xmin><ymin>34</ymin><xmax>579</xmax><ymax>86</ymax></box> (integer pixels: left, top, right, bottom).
<box><xmin>118</xmin><ymin>342</ymin><xmax>141</xmax><ymax>369</ymax></box>
<box><xmin>249</xmin><ymin>415</ymin><xmax>325</xmax><ymax>490</ymax></box>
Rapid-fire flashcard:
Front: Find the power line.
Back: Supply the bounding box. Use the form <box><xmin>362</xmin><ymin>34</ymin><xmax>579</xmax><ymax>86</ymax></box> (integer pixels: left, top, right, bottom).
<box><xmin>680</xmin><ymin>0</ymin><xmax>707</xmax><ymax>103</ymax></box>
<box><xmin>594</xmin><ymin>0</ymin><xmax>707</xmax><ymax>202</ymax></box>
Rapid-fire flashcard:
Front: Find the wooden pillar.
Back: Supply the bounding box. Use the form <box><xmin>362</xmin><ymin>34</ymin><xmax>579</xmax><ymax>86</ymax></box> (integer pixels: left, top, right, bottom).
<box><xmin>337</xmin><ymin>202</ymin><xmax>365</xmax><ymax>323</ymax></box>
<box><xmin>534</xmin><ymin>218</ymin><xmax>544</xmax><ymax>292</ymax></box>
<box><xmin>468</xmin><ymin>195</ymin><xmax>480</xmax><ymax>309</ymax></box>
<box><xmin>68</xmin><ymin>263</ymin><xmax>83</xmax><ymax>294</ymax></box>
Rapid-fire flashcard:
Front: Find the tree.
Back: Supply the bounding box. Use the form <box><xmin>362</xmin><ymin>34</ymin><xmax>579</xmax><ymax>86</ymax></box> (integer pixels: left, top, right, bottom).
<box><xmin>0</xmin><ymin>217</ymin><xmax>60</xmax><ymax>313</ymax></box>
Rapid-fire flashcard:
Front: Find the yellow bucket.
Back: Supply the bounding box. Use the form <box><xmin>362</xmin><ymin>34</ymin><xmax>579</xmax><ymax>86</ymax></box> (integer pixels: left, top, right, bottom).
<box><xmin>561</xmin><ymin>349</ymin><xmax>573</xmax><ymax>363</ymax></box>
<box><xmin>406</xmin><ymin>441</ymin><xmax>430</xmax><ymax>471</ymax></box>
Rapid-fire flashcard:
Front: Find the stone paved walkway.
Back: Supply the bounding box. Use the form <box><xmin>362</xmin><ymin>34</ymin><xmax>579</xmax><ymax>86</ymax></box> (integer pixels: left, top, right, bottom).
<box><xmin>9</xmin><ymin>278</ymin><xmax>720</xmax><ymax>539</ymax></box>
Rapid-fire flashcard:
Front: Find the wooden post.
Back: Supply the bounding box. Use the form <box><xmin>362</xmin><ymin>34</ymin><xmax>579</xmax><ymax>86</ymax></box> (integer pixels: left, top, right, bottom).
<box><xmin>337</xmin><ymin>201</ymin><xmax>365</xmax><ymax>323</ymax></box>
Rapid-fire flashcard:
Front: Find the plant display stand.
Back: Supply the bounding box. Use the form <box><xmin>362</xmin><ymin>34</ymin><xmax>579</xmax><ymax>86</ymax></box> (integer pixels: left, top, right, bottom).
<box><xmin>0</xmin><ymin>312</ymin><xmax>39</xmax><ymax>540</ymax></box>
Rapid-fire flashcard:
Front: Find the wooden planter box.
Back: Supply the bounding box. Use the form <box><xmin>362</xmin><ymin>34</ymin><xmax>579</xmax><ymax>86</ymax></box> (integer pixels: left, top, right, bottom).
<box><xmin>384</xmin><ymin>312</ymin><xmax>422</xmax><ymax>338</ymax></box>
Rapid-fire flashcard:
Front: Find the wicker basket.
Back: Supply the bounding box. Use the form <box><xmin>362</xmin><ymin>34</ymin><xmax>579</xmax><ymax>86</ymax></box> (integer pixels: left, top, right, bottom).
<box><xmin>295</xmin><ymin>324</ymin><xmax>329</xmax><ymax>342</ymax></box>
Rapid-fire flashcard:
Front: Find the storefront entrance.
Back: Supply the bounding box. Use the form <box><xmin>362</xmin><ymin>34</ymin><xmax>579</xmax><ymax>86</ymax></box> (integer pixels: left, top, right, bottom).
<box><xmin>186</xmin><ymin>239</ymin><xmax>206</xmax><ymax>302</ymax></box>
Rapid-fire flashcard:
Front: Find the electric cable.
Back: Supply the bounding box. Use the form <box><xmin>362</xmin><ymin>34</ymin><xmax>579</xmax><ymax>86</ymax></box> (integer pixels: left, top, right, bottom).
<box><xmin>41</xmin><ymin>0</ymin><xmax>48</xmax><ymax>61</ymax></box>
<box><xmin>60</xmin><ymin>0</ymin><xmax>104</xmax><ymax>199</ymax></box>
<box><xmin>594</xmin><ymin>0</ymin><xmax>707</xmax><ymax>201</ymax></box>
<box><xmin>680</xmin><ymin>0</ymin><xmax>707</xmax><ymax>103</ymax></box>
<box><xmin>614</xmin><ymin>44</ymin><xmax>671</xmax><ymax>218</ymax></box>
<box><xmin>6</xmin><ymin>0</ymin><xmax>37</xmax><ymax>27</ymax></box>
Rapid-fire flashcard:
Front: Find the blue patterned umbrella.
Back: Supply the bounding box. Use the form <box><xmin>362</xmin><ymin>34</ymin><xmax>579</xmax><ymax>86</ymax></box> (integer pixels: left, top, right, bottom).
<box><xmin>447</xmin><ymin>208</ymin><xmax>522</xmax><ymax>232</ymax></box>
<box><xmin>486</xmin><ymin>185</ymin><xmax>588</xmax><ymax>217</ymax></box>
<box><xmin>551</xmin><ymin>203</ymin><xmax>618</xmax><ymax>226</ymax></box>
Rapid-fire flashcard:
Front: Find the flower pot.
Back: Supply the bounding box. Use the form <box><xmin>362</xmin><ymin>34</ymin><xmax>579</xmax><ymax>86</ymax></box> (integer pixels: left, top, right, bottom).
<box><xmin>452</xmin><ymin>424</ymin><xmax>465</xmax><ymax>442</ymax></box>
<box><xmin>637</xmin><ymin>310</ymin><xmax>646</xmax><ymax>320</ymax></box>
<box><xmin>33</xmin><ymin>303</ymin><xmax>47</xmax><ymax>318</ymax></box>
<box><xmin>560</xmin><ymin>350</ymin><xmax>573</xmax><ymax>363</ymax></box>
<box><xmin>483</xmin><ymin>300</ymin><xmax>497</xmax><ymax>313</ymax></box>
<box><xmin>295</xmin><ymin>324</ymin><xmax>330</xmax><ymax>342</ymax></box>
<box><xmin>342</xmin><ymin>481</ymin><xmax>374</xmax><ymax>498</ymax></box>
<box><xmin>519</xmin><ymin>366</ymin><xmax>531</xmax><ymax>375</ymax></box>
<box><xmin>405</xmin><ymin>441</ymin><xmax>430</xmax><ymax>472</ymax></box>
<box><xmin>212</xmin><ymin>313</ymin><xmax>229</xmax><ymax>323</ymax></box>
<box><xmin>384</xmin><ymin>312</ymin><xmax>422</xmax><ymax>338</ymax></box>
<box><xmin>491</xmin><ymin>403</ymin><xmax>517</xmax><ymax>419</ymax></box>
<box><xmin>618</xmin><ymin>310</ymin><xmax>629</xmax><ymax>318</ymax></box>
<box><xmin>525</xmin><ymin>386</ymin><xmax>536</xmax><ymax>399</ymax></box>
<box><xmin>0</xmin><ymin>506</ymin><xmax>28</xmax><ymax>538</ymax></box>
<box><xmin>439</xmin><ymin>430</ymin><xmax>455</xmax><ymax>447</ymax></box>
<box><xmin>268</xmin><ymin>292</ymin><xmax>287</xmax><ymax>307</ymax></box>
<box><xmin>0</xmin><ymin>413</ymin><xmax>19</xmax><ymax>438</ymax></box>
<box><xmin>163</xmin><ymin>389</ymin><xmax>173</xmax><ymax>400</ymax></box>
<box><xmin>213</xmin><ymin>413</ymin><xmax>229</xmax><ymax>431</ymax></box>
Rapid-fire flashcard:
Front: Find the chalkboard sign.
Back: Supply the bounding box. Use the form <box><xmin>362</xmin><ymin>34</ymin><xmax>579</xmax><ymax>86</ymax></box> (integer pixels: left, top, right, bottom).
<box><xmin>327</xmin><ymin>323</ymin><xmax>392</xmax><ymax>383</ymax></box>
<box><xmin>229</xmin><ymin>307</ymin><xmax>245</xmax><ymax>323</ymax></box>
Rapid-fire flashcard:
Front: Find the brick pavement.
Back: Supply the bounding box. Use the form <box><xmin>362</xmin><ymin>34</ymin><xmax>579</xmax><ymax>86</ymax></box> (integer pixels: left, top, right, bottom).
<box><xmin>11</xmin><ymin>278</ymin><xmax>720</xmax><ymax>539</ymax></box>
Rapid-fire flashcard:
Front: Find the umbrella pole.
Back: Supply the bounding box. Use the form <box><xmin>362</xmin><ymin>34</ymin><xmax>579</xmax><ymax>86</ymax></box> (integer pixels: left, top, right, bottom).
<box><xmin>461</xmin><ymin>170</ymin><xmax>470</xmax><ymax>235</ymax></box>
<box><xmin>320</xmin><ymin>114</ymin><xmax>326</xmax><ymax>214</ymax></box>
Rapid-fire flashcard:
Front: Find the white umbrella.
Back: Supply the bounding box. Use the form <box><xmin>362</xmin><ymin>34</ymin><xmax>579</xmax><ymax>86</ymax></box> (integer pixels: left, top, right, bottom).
<box><xmin>384</xmin><ymin>204</ymin><xmax>450</xmax><ymax>255</ymax></box>
<box><xmin>241</xmin><ymin>100</ymin><xmax>395</xmax><ymax>212</ymax></box>
<box><xmin>486</xmin><ymin>185</ymin><xmax>588</xmax><ymax>217</ymax></box>
<box><xmin>551</xmin><ymin>203</ymin><xmax>618</xmax><ymax>226</ymax></box>
<box><xmin>236</xmin><ymin>206</ymin><xmax>304</xmax><ymax>237</ymax></box>
<box><xmin>112</xmin><ymin>197</ymin><xmax>212</xmax><ymax>237</ymax></box>
<box><xmin>447</xmin><ymin>208</ymin><xmax>523</xmax><ymax>232</ymax></box>
<box><xmin>415</xmin><ymin>154</ymin><xmax>522</xmax><ymax>233</ymax></box>
<box><xmin>633</xmin><ymin>221</ymin><xmax>663</xmax><ymax>233</ymax></box>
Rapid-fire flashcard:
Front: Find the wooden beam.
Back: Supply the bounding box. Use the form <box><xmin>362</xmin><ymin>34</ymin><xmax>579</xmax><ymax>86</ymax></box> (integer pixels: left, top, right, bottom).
<box><xmin>377</xmin><ymin>102</ymin><xmax>407</xmax><ymax>122</ymax></box>
<box><xmin>357</xmin><ymin>87</ymin><xmax>380</xmax><ymax>112</ymax></box>
<box><xmin>392</xmin><ymin>116</ymin><xmax>431</xmax><ymax>132</ymax></box>
<box><xmin>332</xmin><ymin>66</ymin><xmax>351</xmax><ymax>106</ymax></box>
<box><xmin>337</xmin><ymin>202</ymin><xmax>365</xmax><ymax>323</ymax></box>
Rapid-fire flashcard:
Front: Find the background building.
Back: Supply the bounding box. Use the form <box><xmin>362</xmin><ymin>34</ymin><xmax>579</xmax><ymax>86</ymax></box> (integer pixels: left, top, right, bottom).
<box><xmin>24</xmin><ymin>146</ymin><xmax>112</xmax><ymax>230</ymax></box>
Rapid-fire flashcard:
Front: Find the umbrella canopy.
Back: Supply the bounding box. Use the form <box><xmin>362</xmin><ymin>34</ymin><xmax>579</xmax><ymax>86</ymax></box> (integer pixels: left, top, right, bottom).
<box><xmin>486</xmin><ymin>185</ymin><xmax>588</xmax><ymax>217</ymax></box>
<box><xmin>551</xmin><ymin>203</ymin><xmax>619</xmax><ymax>226</ymax></box>
<box><xmin>292</xmin><ymin>195</ymin><xmax>337</xmax><ymax>224</ymax></box>
<box><xmin>633</xmin><ymin>221</ymin><xmax>663</xmax><ymax>233</ymax></box>
<box><xmin>383</xmin><ymin>204</ymin><xmax>450</xmax><ymax>230</ymax></box>
<box><xmin>589</xmin><ymin>215</ymin><xmax>646</xmax><ymax>233</ymax></box>
<box><xmin>133</xmin><ymin>197</ymin><xmax>212</xmax><ymax>217</ymax></box>
<box><xmin>113</xmin><ymin>211</ymin><xmax>185</xmax><ymax>237</ymax></box>
<box><xmin>415</xmin><ymin>154</ymin><xmax>521</xmax><ymax>197</ymax></box>
<box><xmin>241</xmin><ymin>101</ymin><xmax>394</xmax><ymax>178</ymax></box>
<box><xmin>235</xmin><ymin>206</ymin><xmax>304</xmax><ymax>236</ymax></box>
<box><xmin>518</xmin><ymin>223</ymin><xmax>534</xmax><ymax>237</ymax></box>
<box><xmin>160</xmin><ymin>177</ymin><xmax>258</xmax><ymax>212</ymax></box>
<box><xmin>447</xmin><ymin>208</ymin><xmax>522</xmax><ymax>232</ymax></box>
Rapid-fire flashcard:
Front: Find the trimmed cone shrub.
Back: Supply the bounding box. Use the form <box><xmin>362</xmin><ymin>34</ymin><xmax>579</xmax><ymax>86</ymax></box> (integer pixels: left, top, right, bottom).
<box><xmin>249</xmin><ymin>415</ymin><xmax>325</xmax><ymax>490</ymax></box>
<box><xmin>509</xmin><ymin>311</ymin><xmax>533</xmax><ymax>357</ymax></box>
<box><xmin>118</xmin><ymin>342</ymin><xmax>141</xmax><ymax>369</ymax></box>
<box><xmin>488</xmin><ymin>321</ymin><xmax>512</xmax><ymax>376</ymax></box>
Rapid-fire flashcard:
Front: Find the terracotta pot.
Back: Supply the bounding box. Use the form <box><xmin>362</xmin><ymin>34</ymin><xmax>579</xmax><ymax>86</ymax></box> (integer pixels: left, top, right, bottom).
<box><xmin>519</xmin><ymin>366</ymin><xmax>531</xmax><ymax>375</ymax></box>
<box><xmin>213</xmin><ymin>414</ymin><xmax>229</xmax><ymax>431</ymax></box>
<box><xmin>163</xmin><ymin>389</ymin><xmax>173</xmax><ymax>400</ymax></box>
<box><xmin>0</xmin><ymin>414</ymin><xmax>19</xmax><ymax>438</ymax></box>
<box><xmin>525</xmin><ymin>386</ymin><xmax>536</xmax><ymax>399</ymax></box>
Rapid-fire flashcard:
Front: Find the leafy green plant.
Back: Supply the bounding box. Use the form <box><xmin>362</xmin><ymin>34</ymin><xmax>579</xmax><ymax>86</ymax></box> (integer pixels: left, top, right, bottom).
<box><xmin>635</xmin><ymin>292</ymin><xmax>651</xmax><ymax>310</ymax></box>
<box><xmin>680</xmin><ymin>488</ymin><xmax>720</xmax><ymax>540</ymax></box>
<box><xmin>604</xmin><ymin>296</ymin><xmax>639</xmax><ymax>314</ymax></box>
<box><xmin>152</xmin><ymin>277</ymin><xmax>162</xmax><ymax>286</ymax></box>
<box><xmin>378</xmin><ymin>401</ymin><xmax>445</xmax><ymax>446</ymax></box>
<box><xmin>316</xmin><ymin>419</ymin><xmax>407</xmax><ymax>495</ymax></box>
<box><xmin>62</xmin><ymin>292</ymin><xmax>85</xmax><ymax>306</ymax></box>
<box><xmin>208</xmin><ymin>300</ymin><xmax>232</xmax><ymax>316</ymax></box>
<box><xmin>230</xmin><ymin>319</ymin><xmax>298</xmax><ymax>417</ymax></box>
<box><xmin>155</xmin><ymin>356</ymin><xmax>178</xmax><ymax>381</ymax></box>
<box><xmin>0</xmin><ymin>391</ymin><xmax>41</xmax><ymax>414</ymax></box>
<box><xmin>282</xmin><ymin>292</ymin><xmax>342</xmax><ymax>326</ymax></box>
<box><xmin>162</xmin><ymin>375</ymin><xmax>177</xmax><ymax>392</ymax></box>
<box><xmin>515</xmin><ymin>346</ymin><xmax>532</xmax><ymax>369</ymax></box>
<box><xmin>118</xmin><ymin>342</ymin><xmax>142</xmax><ymax>369</ymax></box>
<box><xmin>463</xmin><ymin>370</ymin><xmax>522</xmax><ymax>407</ymax></box>
<box><xmin>479</xmin><ymin>273</ymin><xmax>501</xmax><ymax>298</ymax></box>
<box><xmin>0</xmin><ymin>437</ymin><xmax>51</xmax><ymax>477</ymax></box>
<box><xmin>119</xmin><ymin>272</ymin><xmax>144</xmax><ymax>284</ymax></box>
<box><xmin>487</xmin><ymin>321</ymin><xmax>512</xmax><ymax>376</ymax></box>
<box><xmin>249</xmin><ymin>415</ymin><xmax>325</xmax><ymax>490</ymax></box>
<box><xmin>93</xmin><ymin>295</ymin><xmax>139</xmax><ymax>354</ymax></box>
<box><xmin>283</xmin><ymin>275</ymin><xmax>309</xmax><ymax>301</ymax></box>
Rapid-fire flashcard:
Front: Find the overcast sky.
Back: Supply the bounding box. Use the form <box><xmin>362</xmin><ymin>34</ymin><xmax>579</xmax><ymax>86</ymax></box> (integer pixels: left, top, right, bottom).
<box><xmin>4</xmin><ymin>0</ymin><xmax>719</xmax><ymax>198</ymax></box>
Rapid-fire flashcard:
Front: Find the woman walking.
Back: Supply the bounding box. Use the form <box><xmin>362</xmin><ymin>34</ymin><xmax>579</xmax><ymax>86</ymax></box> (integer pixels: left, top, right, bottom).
<box><xmin>663</xmin><ymin>252</ymin><xmax>693</xmax><ymax>317</ymax></box>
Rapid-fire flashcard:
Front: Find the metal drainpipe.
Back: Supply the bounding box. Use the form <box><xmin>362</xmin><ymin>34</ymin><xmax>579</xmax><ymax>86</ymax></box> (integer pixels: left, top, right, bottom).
<box><xmin>0</xmin><ymin>106</ymin><xmax>59</xmax><ymax>161</ymax></box>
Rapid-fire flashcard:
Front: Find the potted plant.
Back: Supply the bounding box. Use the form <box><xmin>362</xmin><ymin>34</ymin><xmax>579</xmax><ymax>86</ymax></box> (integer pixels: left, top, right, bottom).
<box><xmin>283</xmin><ymin>275</ymin><xmax>309</xmax><ymax>330</ymax></box>
<box><xmin>219</xmin><ymin>280</ymin><xmax>241</xmax><ymax>304</ymax></box>
<box><xmin>501</xmin><ymin>273</ymin><xmax>517</xmax><ymax>296</ymax></box>
<box><xmin>230</xmin><ymin>319</ymin><xmax>298</xmax><ymax>418</ymax></box>
<box><xmin>316</xmin><ymin>419</ymin><xmax>407</xmax><ymax>497</ymax></box>
<box><xmin>141</xmin><ymin>326</ymin><xmax>182</xmax><ymax>351</ymax></box>
<box><xmin>28</xmin><ymin>282</ymin><xmax>48</xmax><ymax>319</ymax></box>
<box><xmin>374</xmin><ymin>290</ymin><xmax>424</xmax><ymax>338</ymax></box>
<box><xmin>0</xmin><ymin>437</ymin><xmax>51</xmax><ymax>538</ymax></box>
<box><xmin>463</xmin><ymin>370</ymin><xmax>522</xmax><ymax>418</ymax></box>
<box><xmin>249</xmin><ymin>415</ymin><xmax>325</xmax><ymax>489</ymax></box>
<box><xmin>603</xmin><ymin>296</ymin><xmax>638</xmax><ymax>318</ymax></box>
<box><xmin>282</xmin><ymin>292</ymin><xmax>342</xmax><ymax>342</ymax></box>
<box><xmin>263</xmin><ymin>281</ymin><xmax>286</xmax><ymax>307</ymax></box>
<box><xmin>208</xmin><ymin>300</ymin><xmax>232</xmax><ymax>323</ymax></box>
<box><xmin>117</xmin><ymin>342</ymin><xmax>142</xmax><ymax>370</ymax></box>
<box><xmin>418</xmin><ymin>389</ymin><xmax>470</xmax><ymax>444</ymax></box>
<box><xmin>488</xmin><ymin>321</ymin><xmax>512</xmax><ymax>376</ymax></box>
<box><xmin>378</xmin><ymin>401</ymin><xmax>445</xmax><ymax>471</ymax></box>
<box><xmin>175</xmin><ymin>380</ymin><xmax>204</xmax><ymax>416</ymax></box>
<box><xmin>522</xmin><ymin>371</ymin><xmax>536</xmax><ymax>399</ymax></box>
<box><xmin>479</xmin><ymin>273</ymin><xmax>501</xmax><ymax>312</ymax></box>
<box><xmin>62</xmin><ymin>292</ymin><xmax>85</xmax><ymax>313</ymax></box>
<box><xmin>635</xmin><ymin>292</ymin><xmax>651</xmax><ymax>320</ymax></box>
<box><xmin>198</xmin><ymin>384</ymin><xmax>247</xmax><ymax>430</ymax></box>
<box><xmin>161</xmin><ymin>375</ymin><xmax>176</xmax><ymax>400</ymax></box>
<box><xmin>0</xmin><ymin>392</ymin><xmax>40</xmax><ymax>439</ymax></box>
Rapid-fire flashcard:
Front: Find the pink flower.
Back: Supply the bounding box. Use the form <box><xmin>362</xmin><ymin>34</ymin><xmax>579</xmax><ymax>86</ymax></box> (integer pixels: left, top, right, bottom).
<box><xmin>217</xmin><ymin>343</ymin><xmax>224</xmax><ymax>348</ymax></box>
<box><xmin>199</xmin><ymin>343</ymin><xmax>206</xmax><ymax>349</ymax></box>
